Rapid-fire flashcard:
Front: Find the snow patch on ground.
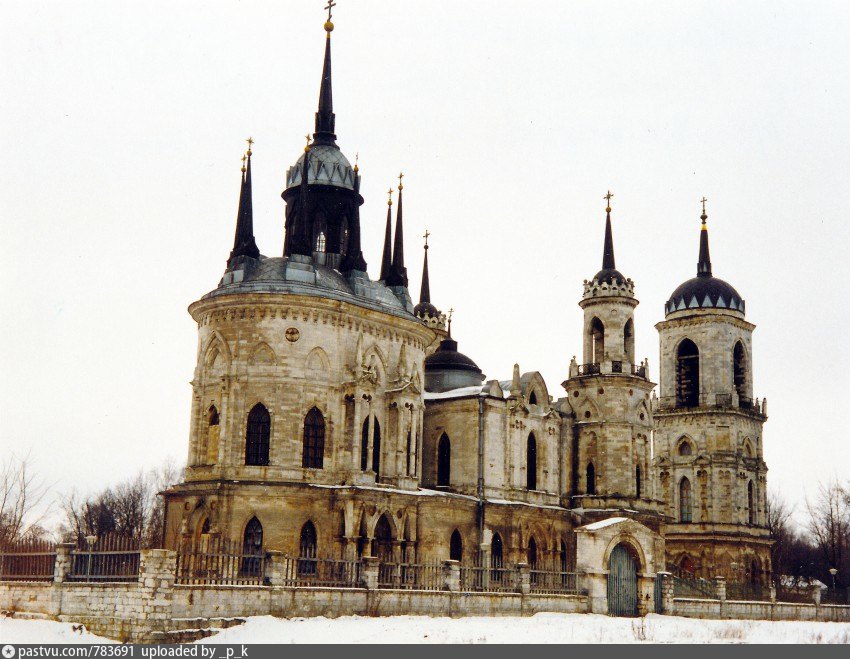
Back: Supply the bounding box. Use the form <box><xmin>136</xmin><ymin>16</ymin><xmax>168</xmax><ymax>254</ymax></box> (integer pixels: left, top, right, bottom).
<box><xmin>3</xmin><ymin>613</ymin><xmax>849</xmax><ymax>644</ymax></box>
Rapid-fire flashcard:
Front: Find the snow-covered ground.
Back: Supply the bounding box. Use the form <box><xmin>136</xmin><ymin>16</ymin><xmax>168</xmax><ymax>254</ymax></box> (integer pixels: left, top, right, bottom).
<box><xmin>2</xmin><ymin>613</ymin><xmax>849</xmax><ymax>644</ymax></box>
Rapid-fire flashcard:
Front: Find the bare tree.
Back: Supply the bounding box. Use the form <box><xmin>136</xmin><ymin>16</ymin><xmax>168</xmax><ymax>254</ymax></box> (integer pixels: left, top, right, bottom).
<box><xmin>806</xmin><ymin>480</ymin><xmax>850</xmax><ymax>589</ymax></box>
<box><xmin>766</xmin><ymin>490</ymin><xmax>794</xmax><ymax>583</ymax></box>
<box><xmin>0</xmin><ymin>454</ymin><xmax>50</xmax><ymax>545</ymax></box>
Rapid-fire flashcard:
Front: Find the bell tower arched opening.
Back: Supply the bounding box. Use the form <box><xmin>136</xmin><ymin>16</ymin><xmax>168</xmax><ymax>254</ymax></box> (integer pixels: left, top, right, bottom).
<box><xmin>676</xmin><ymin>339</ymin><xmax>700</xmax><ymax>408</ymax></box>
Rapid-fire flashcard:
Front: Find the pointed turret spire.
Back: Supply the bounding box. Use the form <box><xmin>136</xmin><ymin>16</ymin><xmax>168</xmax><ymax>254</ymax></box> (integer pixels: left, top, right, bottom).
<box><xmin>419</xmin><ymin>230</ymin><xmax>431</xmax><ymax>305</ymax></box>
<box><xmin>228</xmin><ymin>141</ymin><xmax>260</xmax><ymax>266</ymax></box>
<box><xmin>380</xmin><ymin>188</ymin><xmax>393</xmax><ymax>281</ymax></box>
<box><xmin>602</xmin><ymin>190</ymin><xmax>616</xmax><ymax>270</ymax></box>
<box><xmin>386</xmin><ymin>173</ymin><xmax>408</xmax><ymax>288</ymax></box>
<box><xmin>697</xmin><ymin>197</ymin><xmax>712</xmax><ymax>278</ymax></box>
<box><xmin>510</xmin><ymin>363</ymin><xmax>522</xmax><ymax>398</ymax></box>
<box><xmin>313</xmin><ymin>3</ymin><xmax>337</xmax><ymax>146</ymax></box>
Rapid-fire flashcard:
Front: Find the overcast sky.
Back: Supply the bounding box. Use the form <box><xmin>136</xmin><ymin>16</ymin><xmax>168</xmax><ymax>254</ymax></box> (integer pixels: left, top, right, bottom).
<box><xmin>1</xmin><ymin>1</ymin><xmax>848</xmax><ymax>528</ymax></box>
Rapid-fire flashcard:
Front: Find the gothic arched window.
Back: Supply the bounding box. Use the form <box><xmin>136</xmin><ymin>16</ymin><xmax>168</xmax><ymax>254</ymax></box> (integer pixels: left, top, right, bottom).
<box><xmin>437</xmin><ymin>433</ymin><xmax>451</xmax><ymax>487</ymax></box>
<box><xmin>526</xmin><ymin>433</ymin><xmax>537</xmax><ymax>491</ymax></box>
<box><xmin>679</xmin><ymin>477</ymin><xmax>693</xmax><ymax>522</ymax></box>
<box><xmin>678</xmin><ymin>439</ymin><xmax>693</xmax><ymax>456</ymax></box>
<box><xmin>360</xmin><ymin>419</ymin><xmax>370</xmax><ymax>471</ymax></box>
<box><xmin>298</xmin><ymin>521</ymin><xmax>317</xmax><ymax>576</ymax></box>
<box><xmin>586</xmin><ymin>462</ymin><xmax>596</xmax><ymax>495</ymax></box>
<box><xmin>208</xmin><ymin>405</ymin><xmax>219</xmax><ymax>426</ymax></box>
<box><xmin>527</xmin><ymin>536</ymin><xmax>538</xmax><ymax>569</ymax></box>
<box><xmin>315</xmin><ymin>231</ymin><xmax>326</xmax><ymax>253</ymax></box>
<box><xmin>302</xmin><ymin>407</ymin><xmax>325</xmax><ymax>469</ymax></box>
<box><xmin>491</xmin><ymin>533</ymin><xmax>504</xmax><ymax>575</ymax></box>
<box><xmin>676</xmin><ymin>339</ymin><xmax>700</xmax><ymax>408</ymax></box>
<box><xmin>245</xmin><ymin>404</ymin><xmax>270</xmax><ymax>466</ymax></box>
<box><xmin>450</xmin><ymin>529</ymin><xmax>463</xmax><ymax>562</ymax></box>
<box><xmin>241</xmin><ymin>517</ymin><xmax>263</xmax><ymax>576</ymax></box>
<box><xmin>529</xmin><ymin>390</ymin><xmax>538</xmax><ymax>405</ymax></box>
<box><xmin>372</xmin><ymin>514</ymin><xmax>393</xmax><ymax>562</ymax></box>
<box><xmin>372</xmin><ymin>419</ymin><xmax>382</xmax><ymax>476</ymax></box>
<box><xmin>590</xmin><ymin>317</ymin><xmax>605</xmax><ymax>363</ymax></box>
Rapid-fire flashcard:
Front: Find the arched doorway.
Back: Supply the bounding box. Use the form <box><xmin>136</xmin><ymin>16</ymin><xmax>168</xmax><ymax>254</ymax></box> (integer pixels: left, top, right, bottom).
<box><xmin>607</xmin><ymin>543</ymin><xmax>639</xmax><ymax>616</ymax></box>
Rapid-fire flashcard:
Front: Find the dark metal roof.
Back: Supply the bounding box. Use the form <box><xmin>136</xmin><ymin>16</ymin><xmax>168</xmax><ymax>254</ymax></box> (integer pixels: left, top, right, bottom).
<box><xmin>665</xmin><ymin>276</ymin><xmax>745</xmax><ymax>316</ymax></box>
<box><xmin>424</xmin><ymin>337</ymin><xmax>483</xmax><ymax>374</ymax></box>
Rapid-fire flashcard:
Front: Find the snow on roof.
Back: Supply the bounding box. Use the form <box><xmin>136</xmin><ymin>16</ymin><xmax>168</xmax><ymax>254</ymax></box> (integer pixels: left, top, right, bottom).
<box><xmin>423</xmin><ymin>385</ymin><xmax>486</xmax><ymax>400</ymax></box>
<box><xmin>580</xmin><ymin>516</ymin><xmax>630</xmax><ymax>531</ymax></box>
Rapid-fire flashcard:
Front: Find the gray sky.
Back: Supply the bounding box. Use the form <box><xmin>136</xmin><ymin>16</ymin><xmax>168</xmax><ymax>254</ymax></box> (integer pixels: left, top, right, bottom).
<box><xmin>1</xmin><ymin>1</ymin><xmax>848</xmax><ymax>528</ymax></box>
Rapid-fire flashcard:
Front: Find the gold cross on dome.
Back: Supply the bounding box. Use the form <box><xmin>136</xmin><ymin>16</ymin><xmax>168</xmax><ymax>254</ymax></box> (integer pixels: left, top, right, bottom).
<box><xmin>246</xmin><ymin>137</ymin><xmax>254</xmax><ymax>154</ymax></box>
<box><xmin>604</xmin><ymin>190</ymin><xmax>614</xmax><ymax>211</ymax></box>
<box><xmin>398</xmin><ymin>171</ymin><xmax>404</xmax><ymax>190</ymax></box>
<box><xmin>423</xmin><ymin>230</ymin><xmax>430</xmax><ymax>248</ymax></box>
<box><xmin>325</xmin><ymin>0</ymin><xmax>336</xmax><ymax>21</ymax></box>
<box><xmin>241</xmin><ymin>153</ymin><xmax>247</xmax><ymax>171</ymax></box>
<box><xmin>701</xmin><ymin>196</ymin><xmax>708</xmax><ymax>215</ymax></box>
<box><xmin>387</xmin><ymin>188</ymin><xmax>393</xmax><ymax>205</ymax></box>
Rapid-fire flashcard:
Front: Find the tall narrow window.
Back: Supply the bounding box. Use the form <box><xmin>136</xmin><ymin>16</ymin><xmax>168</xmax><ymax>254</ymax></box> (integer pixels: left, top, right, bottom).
<box><xmin>437</xmin><ymin>433</ymin><xmax>451</xmax><ymax>487</ymax></box>
<box><xmin>406</xmin><ymin>430</ymin><xmax>412</xmax><ymax>476</ymax></box>
<box><xmin>527</xmin><ymin>537</ymin><xmax>538</xmax><ymax>570</ymax></box>
<box><xmin>208</xmin><ymin>406</ymin><xmax>219</xmax><ymax>426</ymax></box>
<box><xmin>590</xmin><ymin>317</ymin><xmax>605</xmax><ymax>363</ymax></box>
<box><xmin>679</xmin><ymin>477</ymin><xmax>693</xmax><ymax>522</ymax></box>
<box><xmin>635</xmin><ymin>465</ymin><xmax>642</xmax><ymax>498</ymax></box>
<box><xmin>241</xmin><ymin>517</ymin><xmax>263</xmax><ymax>576</ymax></box>
<box><xmin>529</xmin><ymin>391</ymin><xmax>538</xmax><ymax>405</ymax></box>
<box><xmin>586</xmin><ymin>462</ymin><xmax>596</xmax><ymax>495</ymax></box>
<box><xmin>676</xmin><ymin>339</ymin><xmax>700</xmax><ymax>407</ymax></box>
<box><xmin>315</xmin><ymin>231</ymin><xmax>326</xmax><ymax>253</ymax></box>
<box><xmin>245</xmin><ymin>404</ymin><xmax>270</xmax><ymax>466</ymax></box>
<box><xmin>302</xmin><ymin>407</ymin><xmax>325</xmax><ymax>469</ymax></box>
<box><xmin>450</xmin><ymin>529</ymin><xmax>463</xmax><ymax>562</ymax></box>
<box><xmin>298</xmin><ymin>521</ymin><xmax>318</xmax><ymax>576</ymax></box>
<box><xmin>206</xmin><ymin>405</ymin><xmax>220</xmax><ymax>464</ymax></box>
<box><xmin>526</xmin><ymin>433</ymin><xmax>537</xmax><ymax>490</ymax></box>
<box><xmin>372</xmin><ymin>419</ymin><xmax>381</xmax><ymax>476</ymax></box>
<box><xmin>491</xmin><ymin>533</ymin><xmax>504</xmax><ymax>574</ymax></box>
<box><xmin>747</xmin><ymin>481</ymin><xmax>755</xmax><ymax>525</ymax></box>
<box><xmin>340</xmin><ymin>218</ymin><xmax>349</xmax><ymax>256</ymax></box>
<box><xmin>624</xmin><ymin>318</ymin><xmax>634</xmax><ymax>362</ymax></box>
<box><xmin>733</xmin><ymin>341</ymin><xmax>747</xmax><ymax>402</ymax></box>
<box><xmin>560</xmin><ymin>540</ymin><xmax>568</xmax><ymax>574</ymax></box>
<box><xmin>361</xmin><ymin>419</ymin><xmax>370</xmax><ymax>471</ymax></box>
<box><xmin>372</xmin><ymin>514</ymin><xmax>393</xmax><ymax>562</ymax></box>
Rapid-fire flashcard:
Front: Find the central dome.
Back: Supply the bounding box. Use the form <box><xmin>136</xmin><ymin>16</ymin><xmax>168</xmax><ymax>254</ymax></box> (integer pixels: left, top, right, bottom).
<box><xmin>666</xmin><ymin>276</ymin><xmax>744</xmax><ymax>316</ymax></box>
<box><xmin>285</xmin><ymin>144</ymin><xmax>356</xmax><ymax>191</ymax></box>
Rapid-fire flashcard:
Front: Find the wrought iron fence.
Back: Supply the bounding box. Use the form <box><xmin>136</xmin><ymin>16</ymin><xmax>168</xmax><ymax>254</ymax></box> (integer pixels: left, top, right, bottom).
<box><xmin>377</xmin><ymin>561</ymin><xmax>444</xmax><ymax>591</ymax></box>
<box><xmin>529</xmin><ymin>569</ymin><xmax>581</xmax><ymax>595</ymax></box>
<box><xmin>821</xmin><ymin>589</ymin><xmax>849</xmax><ymax>605</ymax></box>
<box><xmin>775</xmin><ymin>585</ymin><xmax>813</xmax><ymax>604</ymax></box>
<box><xmin>175</xmin><ymin>537</ymin><xmax>268</xmax><ymax>586</ymax></box>
<box><xmin>0</xmin><ymin>539</ymin><xmax>57</xmax><ymax>582</ymax></box>
<box><xmin>671</xmin><ymin>575</ymin><xmax>716</xmax><ymax>599</ymax></box>
<box><xmin>726</xmin><ymin>581</ymin><xmax>770</xmax><ymax>602</ymax></box>
<box><xmin>67</xmin><ymin>534</ymin><xmax>140</xmax><ymax>583</ymax></box>
<box><xmin>459</xmin><ymin>563</ymin><xmax>518</xmax><ymax>593</ymax></box>
<box><xmin>278</xmin><ymin>555</ymin><xmax>361</xmax><ymax>588</ymax></box>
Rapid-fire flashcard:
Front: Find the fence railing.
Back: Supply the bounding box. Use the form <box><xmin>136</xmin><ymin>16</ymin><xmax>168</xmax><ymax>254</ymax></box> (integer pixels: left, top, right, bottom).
<box><xmin>175</xmin><ymin>537</ymin><xmax>268</xmax><ymax>586</ymax></box>
<box><xmin>0</xmin><ymin>539</ymin><xmax>57</xmax><ymax>582</ymax></box>
<box><xmin>377</xmin><ymin>561</ymin><xmax>445</xmax><ymax>591</ymax></box>
<box><xmin>672</xmin><ymin>576</ymin><xmax>716</xmax><ymax>599</ymax></box>
<box><xmin>726</xmin><ymin>581</ymin><xmax>770</xmax><ymax>602</ymax></box>
<box><xmin>459</xmin><ymin>563</ymin><xmax>518</xmax><ymax>593</ymax></box>
<box><xmin>278</xmin><ymin>555</ymin><xmax>361</xmax><ymax>588</ymax></box>
<box><xmin>67</xmin><ymin>534</ymin><xmax>141</xmax><ymax>583</ymax></box>
<box><xmin>529</xmin><ymin>569</ymin><xmax>581</xmax><ymax>595</ymax></box>
<box><xmin>577</xmin><ymin>363</ymin><xmax>600</xmax><ymax>376</ymax></box>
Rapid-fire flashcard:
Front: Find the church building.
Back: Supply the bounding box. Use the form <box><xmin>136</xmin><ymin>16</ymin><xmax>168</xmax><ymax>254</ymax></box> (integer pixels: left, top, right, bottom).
<box><xmin>162</xmin><ymin>8</ymin><xmax>772</xmax><ymax>588</ymax></box>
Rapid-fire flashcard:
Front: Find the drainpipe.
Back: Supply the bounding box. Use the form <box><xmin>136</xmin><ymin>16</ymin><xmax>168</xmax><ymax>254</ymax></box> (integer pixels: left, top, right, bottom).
<box><xmin>477</xmin><ymin>396</ymin><xmax>486</xmax><ymax>544</ymax></box>
<box><xmin>571</xmin><ymin>416</ymin><xmax>580</xmax><ymax>500</ymax></box>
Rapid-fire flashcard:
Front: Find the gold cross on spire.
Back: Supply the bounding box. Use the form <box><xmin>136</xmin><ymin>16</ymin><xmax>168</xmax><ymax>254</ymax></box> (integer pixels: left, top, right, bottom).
<box><xmin>354</xmin><ymin>152</ymin><xmax>359</xmax><ymax>172</ymax></box>
<box><xmin>325</xmin><ymin>0</ymin><xmax>336</xmax><ymax>21</ymax></box>
<box><xmin>246</xmin><ymin>137</ymin><xmax>253</xmax><ymax>155</ymax></box>
<box><xmin>241</xmin><ymin>153</ymin><xmax>247</xmax><ymax>173</ymax></box>
<box><xmin>324</xmin><ymin>0</ymin><xmax>336</xmax><ymax>33</ymax></box>
<box><xmin>447</xmin><ymin>307</ymin><xmax>454</xmax><ymax>335</ymax></box>
<box><xmin>387</xmin><ymin>188</ymin><xmax>393</xmax><ymax>206</ymax></box>
<box><xmin>398</xmin><ymin>171</ymin><xmax>404</xmax><ymax>191</ymax></box>
<box><xmin>700</xmin><ymin>196</ymin><xmax>708</xmax><ymax>216</ymax></box>
<box><xmin>304</xmin><ymin>134</ymin><xmax>311</xmax><ymax>152</ymax></box>
<box><xmin>604</xmin><ymin>190</ymin><xmax>614</xmax><ymax>213</ymax></box>
<box><xmin>423</xmin><ymin>229</ymin><xmax>430</xmax><ymax>249</ymax></box>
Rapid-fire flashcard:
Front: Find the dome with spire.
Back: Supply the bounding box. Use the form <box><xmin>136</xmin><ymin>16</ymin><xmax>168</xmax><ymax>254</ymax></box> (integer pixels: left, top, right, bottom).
<box><xmin>583</xmin><ymin>197</ymin><xmax>635</xmax><ymax>298</ymax></box>
<box><xmin>665</xmin><ymin>209</ymin><xmax>745</xmax><ymax>317</ymax></box>
<box><xmin>285</xmin><ymin>145</ymin><xmax>356</xmax><ymax>191</ymax></box>
<box><xmin>424</xmin><ymin>335</ymin><xmax>485</xmax><ymax>393</ymax></box>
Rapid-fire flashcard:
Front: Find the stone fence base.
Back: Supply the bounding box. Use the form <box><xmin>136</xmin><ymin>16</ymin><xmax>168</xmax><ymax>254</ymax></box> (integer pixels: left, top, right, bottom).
<box><xmin>670</xmin><ymin>597</ymin><xmax>850</xmax><ymax>623</ymax></box>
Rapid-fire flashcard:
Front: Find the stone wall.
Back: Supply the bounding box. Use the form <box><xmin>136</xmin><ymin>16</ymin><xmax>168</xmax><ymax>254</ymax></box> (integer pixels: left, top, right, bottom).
<box><xmin>671</xmin><ymin>597</ymin><xmax>850</xmax><ymax>623</ymax></box>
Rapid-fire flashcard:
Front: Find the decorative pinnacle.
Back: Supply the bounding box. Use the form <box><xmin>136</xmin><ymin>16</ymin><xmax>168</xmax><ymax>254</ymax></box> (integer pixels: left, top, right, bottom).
<box><xmin>447</xmin><ymin>307</ymin><xmax>454</xmax><ymax>335</ymax></box>
<box><xmin>246</xmin><ymin>137</ymin><xmax>253</xmax><ymax>156</ymax></box>
<box><xmin>387</xmin><ymin>188</ymin><xmax>393</xmax><ymax>206</ymax></box>
<box><xmin>241</xmin><ymin>153</ymin><xmax>247</xmax><ymax>173</ymax></box>
<box><xmin>700</xmin><ymin>196</ymin><xmax>708</xmax><ymax>223</ymax></box>
<box><xmin>354</xmin><ymin>152</ymin><xmax>359</xmax><ymax>172</ymax></box>
<box><xmin>398</xmin><ymin>171</ymin><xmax>404</xmax><ymax>191</ymax></box>
<box><xmin>304</xmin><ymin>134</ymin><xmax>311</xmax><ymax>152</ymax></box>
<box><xmin>604</xmin><ymin>190</ymin><xmax>614</xmax><ymax>214</ymax></box>
<box><xmin>324</xmin><ymin>0</ymin><xmax>336</xmax><ymax>33</ymax></box>
<box><xmin>423</xmin><ymin>229</ymin><xmax>430</xmax><ymax>250</ymax></box>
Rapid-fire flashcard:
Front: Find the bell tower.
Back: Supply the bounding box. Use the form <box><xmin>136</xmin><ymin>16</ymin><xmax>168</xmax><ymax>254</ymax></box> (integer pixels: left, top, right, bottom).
<box><xmin>563</xmin><ymin>194</ymin><xmax>658</xmax><ymax>522</ymax></box>
<box><xmin>653</xmin><ymin>201</ymin><xmax>771</xmax><ymax>583</ymax></box>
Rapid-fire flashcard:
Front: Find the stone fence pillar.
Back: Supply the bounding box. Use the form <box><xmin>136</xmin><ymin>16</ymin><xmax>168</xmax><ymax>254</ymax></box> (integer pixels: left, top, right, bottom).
<box><xmin>714</xmin><ymin>576</ymin><xmax>726</xmax><ymax>601</ymax></box>
<box><xmin>136</xmin><ymin>549</ymin><xmax>177</xmax><ymax>640</ymax></box>
<box><xmin>53</xmin><ymin>543</ymin><xmax>75</xmax><ymax>583</ymax></box>
<box><xmin>811</xmin><ymin>585</ymin><xmax>821</xmax><ymax>606</ymax></box>
<box><xmin>769</xmin><ymin>583</ymin><xmax>777</xmax><ymax>603</ymax></box>
<box><xmin>443</xmin><ymin>560</ymin><xmax>460</xmax><ymax>592</ymax></box>
<box><xmin>659</xmin><ymin>572</ymin><xmax>674</xmax><ymax>615</ymax></box>
<box><xmin>265</xmin><ymin>550</ymin><xmax>286</xmax><ymax>586</ymax></box>
<box><xmin>478</xmin><ymin>545</ymin><xmax>491</xmax><ymax>590</ymax></box>
<box><xmin>516</xmin><ymin>563</ymin><xmax>530</xmax><ymax>595</ymax></box>
<box><xmin>360</xmin><ymin>556</ymin><xmax>379</xmax><ymax>590</ymax></box>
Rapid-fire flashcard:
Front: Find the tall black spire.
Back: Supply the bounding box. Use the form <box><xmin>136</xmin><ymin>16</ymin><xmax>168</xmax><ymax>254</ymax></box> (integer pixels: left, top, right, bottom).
<box><xmin>313</xmin><ymin>9</ymin><xmax>337</xmax><ymax>146</ymax></box>
<box><xmin>602</xmin><ymin>190</ymin><xmax>616</xmax><ymax>270</ymax></box>
<box><xmin>697</xmin><ymin>197</ymin><xmax>712</xmax><ymax>277</ymax></box>
<box><xmin>386</xmin><ymin>173</ymin><xmax>408</xmax><ymax>288</ymax></box>
<box><xmin>228</xmin><ymin>141</ymin><xmax>260</xmax><ymax>267</ymax></box>
<box><xmin>419</xmin><ymin>231</ymin><xmax>431</xmax><ymax>305</ymax></box>
<box><xmin>380</xmin><ymin>188</ymin><xmax>393</xmax><ymax>281</ymax></box>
